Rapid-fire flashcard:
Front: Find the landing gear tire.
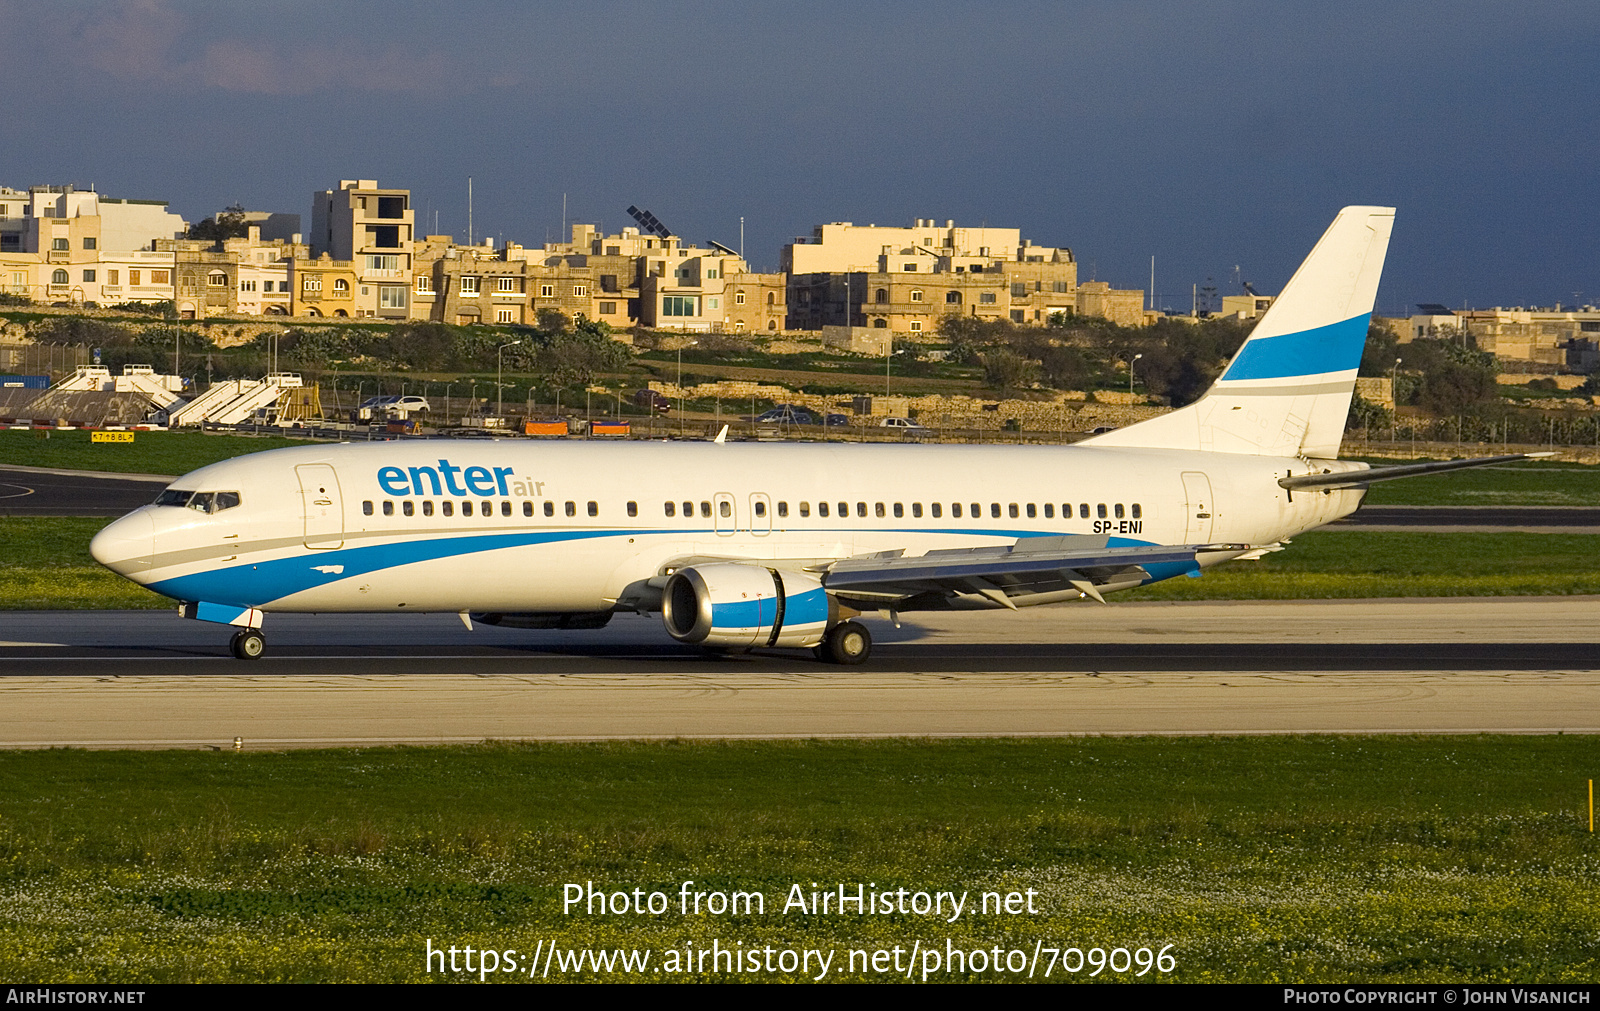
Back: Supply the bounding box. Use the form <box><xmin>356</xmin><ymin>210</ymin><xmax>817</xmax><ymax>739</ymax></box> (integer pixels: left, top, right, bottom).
<box><xmin>820</xmin><ymin>621</ymin><xmax>871</xmax><ymax>665</ymax></box>
<box><xmin>230</xmin><ymin>629</ymin><xmax>265</xmax><ymax>660</ymax></box>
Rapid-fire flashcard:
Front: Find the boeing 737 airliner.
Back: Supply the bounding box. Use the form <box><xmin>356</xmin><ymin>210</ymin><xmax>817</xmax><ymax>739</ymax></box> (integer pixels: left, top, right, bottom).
<box><xmin>89</xmin><ymin>207</ymin><xmax>1540</xmax><ymax>661</ymax></box>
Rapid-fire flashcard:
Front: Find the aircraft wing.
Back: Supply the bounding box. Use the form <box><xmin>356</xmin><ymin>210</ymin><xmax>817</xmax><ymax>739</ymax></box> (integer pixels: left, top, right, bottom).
<box><xmin>818</xmin><ymin>534</ymin><xmax>1251</xmax><ymax>609</ymax></box>
<box><xmin>1279</xmin><ymin>452</ymin><xmax>1554</xmax><ymax>491</ymax></box>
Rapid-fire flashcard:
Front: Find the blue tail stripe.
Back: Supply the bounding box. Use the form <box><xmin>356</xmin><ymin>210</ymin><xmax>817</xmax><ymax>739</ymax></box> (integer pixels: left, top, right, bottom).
<box><xmin>1220</xmin><ymin>313</ymin><xmax>1370</xmax><ymax>382</ymax></box>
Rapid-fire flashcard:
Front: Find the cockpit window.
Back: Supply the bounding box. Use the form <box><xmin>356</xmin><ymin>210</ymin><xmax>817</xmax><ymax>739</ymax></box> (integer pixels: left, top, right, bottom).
<box><xmin>154</xmin><ymin>489</ymin><xmax>241</xmax><ymax>513</ymax></box>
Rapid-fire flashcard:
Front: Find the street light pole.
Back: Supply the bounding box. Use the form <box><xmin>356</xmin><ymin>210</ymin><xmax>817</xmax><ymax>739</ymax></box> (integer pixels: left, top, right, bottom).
<box><xmin>1391</xmin><ymin>357</ymin><xmax>1403</xmax><ymax>443</ymax></box>
<box><xmin>676</xmin><ymin>339</ymin><xmax>698</xmax><ymax>435</ymax></box>
<box><xmin>1128</xmin><ymin>353</ymin><xmax>1142</xmax><ymax>398</ymax></box>
<box><xmin>496</xmin><ymin>340</ymin><xmax>523</xmax><ymax>418</ymax></box>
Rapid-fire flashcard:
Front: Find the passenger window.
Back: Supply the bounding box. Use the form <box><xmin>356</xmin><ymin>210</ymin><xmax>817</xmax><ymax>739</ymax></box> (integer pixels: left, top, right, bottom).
<box><xmin>566</xmin><ymin>501</ymin><xmax>577</xmax><ymax>517</ymax></box>
<box><xmin>991</xmin><ymin>503</ymin><xmax>1001</xmax><ymax>518</ymax></box>
<box><xmin>1115</xmin><ymin>504</ymin><xmax>1124</xmax><ymax>519</ymax></box>
<box><xmin>776</xmin><ymin>501</ymin><xmax>787</xmax><ymax>518</ymax></box>
<box><xmin>875</xmin><ymin>503</ymin><xmax>885</xmax><ymax>518</ymax></box>
<box><xmin>838</xmin><ymin>502</ymin><xmax>848</xmax><ymax>517</ymax></box>
<box><xmin>383</xmin><ymin>501</ymin><xmax>394</xmax><ymax>516</ymax></box>
<box><xmin>665</xmin><ymin>502</ymin><xmax>676</xmax><ymax>517</ymax></box>
<box><xmin>952</xmin><ymin>503</ymin><xmax>962</xmax><ymax>518</ymax></box>
<box><xmin>523</xmin><ymin>501</ymin><xmax>533</xmax><ymax>517</ymax></box>
<box><xmin>463</xmin><ymin>501</ymin><xmax>473</xmax><ymax>516</ymax></box>
<box><xmin>971</xmin><ymin>503</ymin><xmax>980</xmax><ymax>518</ymax></box>
<box><xmin>931</xmin><ymin>503</ymin><xmax>941</xmax><ymax>518</ymax></box>
<box><xmin>363</xmin><ymin>501</ymin><xmax>373</xmax><ymax>516</ymax></box>
<box><xmin>700</xmin><ymin>501</ymin><xmax>712</xmax><ymax>518</ymax></box>
<box><xmin>818</xmin><ymin>502</ymin><xmax>829</xmax><ymax>517</ymax></box>
<box><xmin>1026</xmin><ymin>504</ymin><xmax>1036</xmax><ymax>518</ymax></box>
<box><xmin>627</xmin><ymin>501</ymin><xmax>638</xmax><ymax>517</ymax></box>
<box><xmin>1097</xmin><ymin>504</ymin><xmax>1107</xmax><ymax>519</ymax></box>
<box><xmin>893</xmin><ymin>503</ymin><xmax>903</xmax><ymax>518</ymax></box>
<box><xmin>442</xmin><ymin>501</ymin><xmax>454</xmax><ymax>517</ymax></box>
<box><xmin>503</xmin><ymin>501</ymin><xmax>513</xmax><ymax>517</ymax></box>
<box><xmin>423</xmin><ymin>501</ymin><xmax>434</xmax><ymax>517</ymax></box>
<box><xmin>1132</xmin><ymin>503</ymin><xmax>1142</xmax><ymax>518</ymax></box>
<box><xmin>754</xmin><ymin>501</ymin><xmax>766</xmax><ymax>517</ymax></box>
<box><xmin>588</xmin><ymin>501</ymin><xmax>599</xmax><ymax>517</ymax></box>
<box><xmin>911</xmin><ymin>503</ymin><xmax>921</xmax><ymax>518</ymax></box>
<box><xmin>1008</xmin><ymin>503</ymin><xmax>1018</xmax><ymax>518</ymax></box>
<box><xmin>717</xmin><ymin>501</ymin><xmax>730</xmax><ymax>518</ymax></box>
<box><xmin>403</xmin><ymin>501</ymin><xmax>414</xmax><ymax>516</ymax></box>
<box><xmin>856</xmin><ymin>502</ymin><xmax>867</xmax><ymax>518</ymax></box>
<box><xmin>1044</xmin><ymin>504</ymin><xmax>1053</xmax><ymax>518</ymax></box>
<box><xmin>1079</xmin><ymin>504</ymin><xmax>1090</xmax><ymax>519</ymax></box>
<box><xmin>482</xmin><ymin>500</ymin><xmax>493</xmax><ymax>516</ymax></box>
<box><xmin>544</xmin><ymin>501</ymin><xmax>555</xmax><ymax>517</ymax></box>
<box><xmin>798</xmin><ymin>502</ymin><xmax>809</xmax><ymax>517</ymax></box>
<box><xmin>683</xmin><ymin>501</ymin><xmax>693</xmax><ymax>516</ymax></box>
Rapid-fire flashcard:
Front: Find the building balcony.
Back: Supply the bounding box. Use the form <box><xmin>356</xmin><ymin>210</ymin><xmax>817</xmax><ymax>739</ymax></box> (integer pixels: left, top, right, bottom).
<box><xmin>362</xmin><ymin>269</ymin><xmax>406</xmax><ymax>280</ymax></box>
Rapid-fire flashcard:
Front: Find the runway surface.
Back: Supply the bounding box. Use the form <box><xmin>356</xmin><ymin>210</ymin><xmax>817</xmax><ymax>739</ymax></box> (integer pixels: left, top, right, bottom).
<box><xmin>0</xmin><ymin>464</ymin><xmax>169</xmax><ymax>517</ymax></box>
<box><xmin>5</xmin><ymin>599</ymin><xmax>1599</xmax><ymax>748</ymax></box>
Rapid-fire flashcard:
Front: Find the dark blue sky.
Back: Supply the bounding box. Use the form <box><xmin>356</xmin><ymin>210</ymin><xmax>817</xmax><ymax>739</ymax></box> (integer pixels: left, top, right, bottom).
<box><xmin>8</xmin><ymin>0</ymin><xmax>1597</xmax><ymax>315</ymax></box>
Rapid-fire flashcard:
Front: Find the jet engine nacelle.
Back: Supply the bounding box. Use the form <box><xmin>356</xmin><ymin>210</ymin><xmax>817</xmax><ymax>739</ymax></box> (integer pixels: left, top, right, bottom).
<box><xmin>662</xmin><ymin>563</ymin><xmax>830</xmax><ymax>649</ymax></box>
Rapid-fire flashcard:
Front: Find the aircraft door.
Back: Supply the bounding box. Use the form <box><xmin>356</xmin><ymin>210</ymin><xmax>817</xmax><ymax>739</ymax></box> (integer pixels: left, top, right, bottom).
<box><xmin>749</xmin><ymin>492</ymin><xmax>772</xmax><ymax>535</ymax></box>
<box><xmin>296</xmin><ymin>463</ymin><xmax>345</xmax><ymax>549</ymax></box>
<box><xmin>713</xmin><ymin>492</ymin><xmax>736</xmax><ymax>537</ymax></box>
<box><xmin>1181</xmin><ymin>471</ymin><xmax>1213</xmax><ymax>543</ymax></box>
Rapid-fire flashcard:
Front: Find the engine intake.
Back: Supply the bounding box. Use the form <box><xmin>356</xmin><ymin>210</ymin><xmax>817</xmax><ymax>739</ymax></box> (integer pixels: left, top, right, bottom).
<box><xmin>662</xmin><ymin>563</ymin><xmax>829</xmax><ymax>648</ymax></box>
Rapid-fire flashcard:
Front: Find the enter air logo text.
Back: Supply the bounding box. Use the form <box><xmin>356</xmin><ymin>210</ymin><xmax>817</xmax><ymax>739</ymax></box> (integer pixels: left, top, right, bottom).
<box><xmin>378</xmin><ymin>460</ymin><xmax>544</xmax><ymax>497</ymax></box>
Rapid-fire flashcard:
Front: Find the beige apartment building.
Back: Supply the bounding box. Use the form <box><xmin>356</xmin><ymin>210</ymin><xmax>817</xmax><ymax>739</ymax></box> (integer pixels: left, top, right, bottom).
<box><xmin>413</xmin><ymin>236</ymin><xmax>533</xmax><ymax>326</ymax></box>
<box><xmin>287</xmin><ymin>255</ymin><xmax>361</xmax><ymax>317</ymax></box>
<box><xmin>311</xmin><ymin>180</ymin><xmax>414</xmax><ymax>320</ymax></box>
<box><xmin>782</xmin><ymin>218</ymin><xmax>1106</xmax><ymax>334</ymax></box>
<box><xmin>0</xmin><ymin>184</ymin><xmax>185</xmax><ymax>306</ymax></box>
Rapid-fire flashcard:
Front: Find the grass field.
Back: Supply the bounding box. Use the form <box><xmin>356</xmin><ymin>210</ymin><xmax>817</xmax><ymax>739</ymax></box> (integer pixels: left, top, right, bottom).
<box><xmin>0</xmin><ymin>737</ymin><xmax>1593</xmax><ymax>982</ymax></box>
<box><xmin>0</xmin><ymin>429</ymin><xmax>315</xmax><ymax>476</ymax></box>
<box><xmin>1358</xmin><ymin>462</ymin><xmax>1600</xmax><ymax>507</ymax></box>
<box><xmin>7</xmin><ymin>518</ymin><xmax>1600</xmax><ymax>610</ymax></box>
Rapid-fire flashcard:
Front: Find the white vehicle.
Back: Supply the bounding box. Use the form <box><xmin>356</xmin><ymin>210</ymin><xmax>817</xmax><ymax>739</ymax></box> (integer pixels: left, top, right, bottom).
<box><xmin>878</xmin><ymin>417</ymin><xmax>926</xmax><ymax>430</ymax></box>
<box><xmin>90</xmin><ymin>208</ymin><xmax>1542</xmax><ymax>662</ymax></box>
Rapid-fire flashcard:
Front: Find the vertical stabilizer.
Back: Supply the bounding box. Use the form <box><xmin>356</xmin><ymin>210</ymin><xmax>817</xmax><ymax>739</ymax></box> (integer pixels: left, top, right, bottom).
<box><xmin>1085</xmin><ymin>206</ymin><xmax>1394</xmax><ymax>459</ymax></box>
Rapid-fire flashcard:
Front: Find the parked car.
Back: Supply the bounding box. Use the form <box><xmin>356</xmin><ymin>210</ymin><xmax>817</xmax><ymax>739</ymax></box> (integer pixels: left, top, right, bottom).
<box><xmin>633</xmin><ymin>389</ymin><xmax>671</xmax><ymax>413</ymax></box>
<box><xmin>756</xmin><ymin>405</ymin><xmax>816</xmax><ymax>425</ymax></box>
<box><xmin>878</xmin><ymin>416</ymin><xmax>927</xmax><ymax>430</ymax></box>
<box><xmin>823</xmin><ymin>413</ymin><xmax>850</xmax><ymax>426</ymax></box>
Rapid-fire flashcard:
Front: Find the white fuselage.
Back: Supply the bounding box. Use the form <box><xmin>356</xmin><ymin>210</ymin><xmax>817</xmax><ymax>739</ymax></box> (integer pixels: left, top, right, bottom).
<box><xmin>92</xmin><ymin>439</ymin><xmax>1365</xmax><ymax>616</ymax></box>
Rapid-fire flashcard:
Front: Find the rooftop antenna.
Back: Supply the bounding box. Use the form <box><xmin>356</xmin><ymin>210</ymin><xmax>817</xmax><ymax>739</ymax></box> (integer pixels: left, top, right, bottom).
<box><xmin>562</xmin><ymin>193</ymin><xmax>567</xmax><ymax>242</ymax></box>
<box><xmin>467</xmin><ymin>177</ymin><xmax>473</xmax><ymax>247</ymax></box>
<box><xmin>740</xmin><ymin>216</ymin><xmax>744</xmax><ymax>260</ymax></box>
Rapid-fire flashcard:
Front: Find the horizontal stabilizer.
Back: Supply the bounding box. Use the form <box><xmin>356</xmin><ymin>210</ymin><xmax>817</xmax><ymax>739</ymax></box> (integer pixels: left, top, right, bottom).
<box><xmin>1278</xmin><ymin>453</ymin><xmax>1555</xmax><ymax>491</ymax></box>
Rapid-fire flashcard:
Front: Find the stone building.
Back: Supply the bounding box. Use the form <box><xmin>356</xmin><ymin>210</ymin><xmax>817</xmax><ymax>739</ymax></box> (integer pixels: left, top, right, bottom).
<box><xmin>310</xmin><ymin>179</ymin><xmax>414</xmax><ymax>319</ymax></box>
<box><xmin>782</xmin><ymin>218</ymin><xmax>1085</xmax><ymax>335</ymax></box>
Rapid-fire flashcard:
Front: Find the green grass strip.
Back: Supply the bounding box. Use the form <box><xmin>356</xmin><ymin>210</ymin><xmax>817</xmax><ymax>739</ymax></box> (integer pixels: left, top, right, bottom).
<box><xmin>0</xmin><ymin>737</ymin><xmax>1595</xmax><ymax>982</ymax></box>
<box><xmin>8</xmin><ymin>521</ymin><xmax>1600</xmax><ymax>609</ymax></box>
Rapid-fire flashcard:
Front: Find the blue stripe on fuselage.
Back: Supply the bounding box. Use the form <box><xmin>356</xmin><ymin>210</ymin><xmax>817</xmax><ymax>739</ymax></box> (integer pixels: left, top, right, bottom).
<box><xmin>143</xmin><ymin>528</ymin><xmax>1169</xmax><ymax>609</ymax></box>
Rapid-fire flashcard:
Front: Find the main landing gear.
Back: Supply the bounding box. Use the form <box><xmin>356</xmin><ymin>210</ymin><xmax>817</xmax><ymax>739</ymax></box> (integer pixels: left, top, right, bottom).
<box><xmin>230</xmin><ymin>629</ymin><xmax>266</xmax><ymax>660</ymax></box>
<box><xmin>815</xmin><ymin>620</ymin><xmax>872</xmax><ymax>665</ymax></box>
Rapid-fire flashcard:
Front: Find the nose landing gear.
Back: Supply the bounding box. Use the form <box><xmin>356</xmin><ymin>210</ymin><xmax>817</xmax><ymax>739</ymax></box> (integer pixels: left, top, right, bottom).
<box><xmin>230</xmin><ymin>629</ymin><xmax>266</xmax><ymax>660</ymax></box>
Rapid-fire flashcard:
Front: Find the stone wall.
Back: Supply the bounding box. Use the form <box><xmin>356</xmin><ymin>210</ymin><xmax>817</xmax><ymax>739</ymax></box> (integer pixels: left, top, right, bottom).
<box><xmin>647</xmin><ymin>377</ymin><xmax>1168</xmax><ymax>431</ymax></box>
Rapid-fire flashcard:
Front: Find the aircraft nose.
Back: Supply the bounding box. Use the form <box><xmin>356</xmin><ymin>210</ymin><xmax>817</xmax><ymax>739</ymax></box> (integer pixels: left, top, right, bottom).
<box><xmin>90</xmin><ymin>511</ymin><xmax>154</xmax><ymax>576</ymax></box>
